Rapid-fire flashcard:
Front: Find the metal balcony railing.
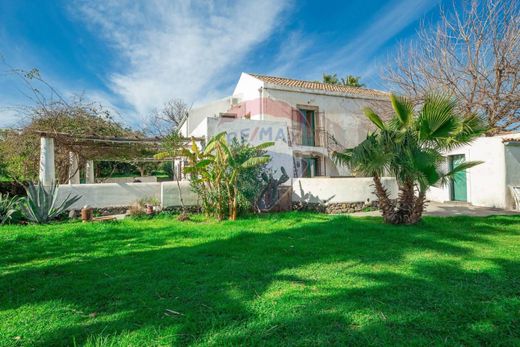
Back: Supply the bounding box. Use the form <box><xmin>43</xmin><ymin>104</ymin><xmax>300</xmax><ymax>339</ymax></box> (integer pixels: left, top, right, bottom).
<box><xmin>289</xmin><ymin>126</ymin><xmax>327</xmax><ymax>147</ymax></box>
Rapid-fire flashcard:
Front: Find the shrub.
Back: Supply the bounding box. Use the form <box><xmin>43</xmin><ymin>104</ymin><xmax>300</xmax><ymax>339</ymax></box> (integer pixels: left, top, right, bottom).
<box><xmin>0</xmin><ymin>194</ymin><xmax>20</xmax><ymax>225</ymax></box>
<box><xmin>20</xmin><ymin>182</ymin><xmax>80</xmax><ymax>224</ymax></box>
<box><xmin>183</xmin><ymin>134</ymin><xmax>272</xmax><ymax>220</ymax></box>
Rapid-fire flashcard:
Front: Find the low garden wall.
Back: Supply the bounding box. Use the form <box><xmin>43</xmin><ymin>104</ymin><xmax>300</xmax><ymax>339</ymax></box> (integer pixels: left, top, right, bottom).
<box><xmin>57</xmin><ymin>182</ymin><xmax>163</xmax><ymax>209</ymax></box>
<box><xmin>291</xmin><ymin>177</ymin><xmax>398</xmax><ymax>213</ymax></box>
<box><xmin>56</xmin><ymin>177</ymin><xmax>398</xmax><ymax>213</ymax></box>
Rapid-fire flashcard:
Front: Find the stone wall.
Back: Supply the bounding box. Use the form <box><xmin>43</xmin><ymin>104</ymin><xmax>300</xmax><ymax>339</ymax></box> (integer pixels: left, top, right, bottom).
<box><xmin>292</xmin><ymin>200</ymin><xmax>383</xmax><ymax>214</ymax></box>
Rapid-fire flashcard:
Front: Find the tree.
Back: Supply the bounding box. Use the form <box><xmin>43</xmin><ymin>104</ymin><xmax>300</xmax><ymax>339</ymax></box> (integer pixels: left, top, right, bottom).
<box><xmin>154</xmin><ymin>132</ymin><xmax>189</xmax><ymax>219</ymax></box>
<box><xmin>385</xmin><ymin>0</ymin><xmax>520</xmax><ymax>135</ymax></box>
<box><xmin>333</xmin><ymin>94</ymin><xmax>486</xmax><ymax>224</ymax></box>
<box><xmin>183</xmin><ymin>133</ymin><xmax>272</xmax><ymax>221</ymax></box>
<box><xmin>322</xmin><ymin>73</ymin><xmax>365</xmax><ymax>87</ymax></box>
<box><xmin>148</xmin><ymin>98</ymin><xmax>190</xmax><ymax>135</ymax></box>
<box><xmin>322</xmin><ymin>74</ymin><xmax>340</xmax><ymax>85</ymax></box>
<box><xmin>0</xmin><ymin>100</ymin><xmax>140</xmax><ymax>183</ymax></box>
<box><xmin>342</xmin><ymin>75</ymin><xmax>365</xmax><ymax>88</ymax></box>
<box><xmin>0</xmin><ymin>64</ymin><xmax>148</xmax><ymax>183</ymax></box>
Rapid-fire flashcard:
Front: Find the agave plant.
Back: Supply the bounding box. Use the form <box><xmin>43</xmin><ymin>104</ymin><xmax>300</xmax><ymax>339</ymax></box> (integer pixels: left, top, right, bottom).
<box><xmin>20</xmin><ymin>181</ymin><xmax>81</xmax><ymax>224</ymax></box>
<box><xmin>0</xmin><ymin>194</ymin><xmax>20</xmax><ymax>225</ymax></box>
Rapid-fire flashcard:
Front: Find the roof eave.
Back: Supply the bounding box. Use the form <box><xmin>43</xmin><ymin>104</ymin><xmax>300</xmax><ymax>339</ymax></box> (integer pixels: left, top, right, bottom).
<box><xmin>262</xmin><ymin>83</ymin><xmax>389</xmax><ymax>101</ymax></box>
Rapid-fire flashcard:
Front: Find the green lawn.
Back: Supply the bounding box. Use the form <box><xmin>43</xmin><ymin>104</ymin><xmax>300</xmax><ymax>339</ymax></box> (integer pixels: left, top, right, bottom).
<box><xmin>0</xmin><ymin>213</ymin><xmax>519</xmax><ymax>346</ymax></box>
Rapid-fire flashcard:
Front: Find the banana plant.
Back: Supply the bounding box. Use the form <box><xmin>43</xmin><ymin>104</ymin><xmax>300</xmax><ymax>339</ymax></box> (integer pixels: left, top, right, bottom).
<box><xmin>183</xmin><ymin>132</ymin><xmax>273</xmax><ymax>220</ymax></box>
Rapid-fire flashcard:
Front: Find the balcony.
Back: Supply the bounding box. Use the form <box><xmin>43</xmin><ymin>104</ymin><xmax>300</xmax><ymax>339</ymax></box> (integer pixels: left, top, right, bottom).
<box><xmin>289</xmin><ymin>126</ymin><xmax>327</xmax><ymax>147</ymax></box>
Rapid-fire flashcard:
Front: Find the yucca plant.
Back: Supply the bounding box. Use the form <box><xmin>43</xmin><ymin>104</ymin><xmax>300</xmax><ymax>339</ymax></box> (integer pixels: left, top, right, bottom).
<box><xmin>20</xmin><ymin>181</ymin><xmax>81</xmax><ymax>224</ymax></box>
<box><xmin>0</xmin><ymin>194</ymin><xmax>20</xmax><ymax>225</ymax></box>
<box><xmin>334</xmin><ymin>93</ymin><xmax>487</xmax><ymax>224</ymax></box>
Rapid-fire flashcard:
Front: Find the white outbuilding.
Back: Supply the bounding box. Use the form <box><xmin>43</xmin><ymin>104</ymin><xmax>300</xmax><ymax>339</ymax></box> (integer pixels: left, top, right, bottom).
<box><xmin>427</xmin><ymin>133</ymin><xmax>520</xmax><ymax>210</ymax></box>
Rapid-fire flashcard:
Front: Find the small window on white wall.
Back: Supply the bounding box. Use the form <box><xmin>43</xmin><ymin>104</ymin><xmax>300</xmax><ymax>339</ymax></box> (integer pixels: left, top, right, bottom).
<box><xmin>219</xmin><ymin>113</ymin><xmax>237</xmax><ymax>119</ymax></box>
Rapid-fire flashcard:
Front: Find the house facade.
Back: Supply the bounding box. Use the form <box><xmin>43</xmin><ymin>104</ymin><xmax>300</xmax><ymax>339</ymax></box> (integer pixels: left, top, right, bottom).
<box><xmin>427</xmin><ymin>133</ymin><xmax>520</xmax><ymax>210</ymax></box>
<box><xmin>179</xmin><ymin>73</ymin><xmax>389</xmax><ymax>178</ymax></box>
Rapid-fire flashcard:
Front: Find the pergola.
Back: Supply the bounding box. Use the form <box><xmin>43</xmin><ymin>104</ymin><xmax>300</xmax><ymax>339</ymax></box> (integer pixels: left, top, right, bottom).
<box><xmin>36</xmin><ymin>131</ymin><xmax>203</xmax><ymax>185</ymax></box>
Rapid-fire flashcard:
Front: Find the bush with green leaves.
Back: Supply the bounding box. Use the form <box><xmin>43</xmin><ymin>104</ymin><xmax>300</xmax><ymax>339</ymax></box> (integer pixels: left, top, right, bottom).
<box><xmin>0</xmin><ymin>194</ymin><xmax>20</xmax><ymax>225</ymax></box>
<box><xmin>183</xmin><ymin>133</ymin><xmax>272</xmax><ymax>221</ymax></box>
<box><xmin>20</xmin><ymin>182</ymin><xmax>81</xmax><ymax>224</ymax></box>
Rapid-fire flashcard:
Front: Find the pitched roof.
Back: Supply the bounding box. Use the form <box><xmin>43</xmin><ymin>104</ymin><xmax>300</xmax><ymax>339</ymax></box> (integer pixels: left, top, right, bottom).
<box><xmin>248</xmin><ymin>73</ymin><xmax>388</xmax><ymax>98</ymax></box>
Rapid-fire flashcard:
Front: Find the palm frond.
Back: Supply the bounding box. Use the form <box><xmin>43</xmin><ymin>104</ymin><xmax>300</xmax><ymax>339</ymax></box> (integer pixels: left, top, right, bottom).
<box><xmin>390</xmin><ymin>94</ymin><xmax>413</xmax><ymax>128</ymax></box>
<box><xmin>363</xmin><ymin>107</ymin><xmax>385</xmax><ymax>130</ymax></box>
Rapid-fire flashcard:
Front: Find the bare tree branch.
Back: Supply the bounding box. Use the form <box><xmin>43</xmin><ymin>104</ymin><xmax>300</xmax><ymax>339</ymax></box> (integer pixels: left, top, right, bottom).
<box><xmin>384</xmin><ymin>0</ymin><xmax>520</xmax><ymax>135</ymax></box>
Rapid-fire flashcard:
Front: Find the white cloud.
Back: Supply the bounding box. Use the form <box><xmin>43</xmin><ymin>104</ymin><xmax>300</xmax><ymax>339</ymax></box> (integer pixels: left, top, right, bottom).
<box><xmin>274</xmin><ymin>0</ymin><xmax>439</xmax><ymax>87</ymax></box>
<box><xmin>0</xmin><ymin>107</ymin><xmax>26</xmax><ymax>128</ymax></box>
<box><xmin>71</xmin><ymin>0</ymin><xmax>288</xmax><ymax>118</ymax></box>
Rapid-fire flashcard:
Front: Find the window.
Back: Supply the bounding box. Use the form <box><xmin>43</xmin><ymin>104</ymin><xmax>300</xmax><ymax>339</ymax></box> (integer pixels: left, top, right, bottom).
<box><xmin>219</xmin><ymin>113</ymin><xmax>237</xmax><ymax>119</ymax></box>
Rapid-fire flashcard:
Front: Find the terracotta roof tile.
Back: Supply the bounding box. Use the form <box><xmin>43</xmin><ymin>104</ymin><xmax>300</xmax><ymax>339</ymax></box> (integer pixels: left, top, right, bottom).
<box><xmin>249</xmin><ymin>73</ymin><xmax>388</xmax><ymax>98</ymax></box>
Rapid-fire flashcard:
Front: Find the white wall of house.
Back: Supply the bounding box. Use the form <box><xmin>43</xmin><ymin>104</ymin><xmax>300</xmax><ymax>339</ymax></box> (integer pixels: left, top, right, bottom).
<box><xmin>427</xmin><ymin>134</ymin><xmax>520</xmax><ymax>209</ymax></box>
<box><xmin>505</xmin><ymin>142</ymin><xmax>520</xmax><ymax>209</ymax></box>
<box><xmin>206</xmin><ymin>117</ymin><xmax>294</xmax><ymax>178</ymax></box>
<box><xmin>233</xmin><ymin>73</ymin><xmax>264</xmax><ymax>102</ymax></box>
<box><xmin>292</xmin><ymin>177</ymin><xmax>398</xmax><ymax>204</ymax></box>
<box><xmin>180</xmin><ymin>97</ymin><xmax>232</xmax><ymax>137</ymax></box>
<box><xmin>262</xmin><ymin>88</ymin><xmax>386</xmax><ymax>176</ymax></box>
<box><xmin>181</xmin><ymin>73</ymin><xmax>391</xmax><ymax>179</ymax></box>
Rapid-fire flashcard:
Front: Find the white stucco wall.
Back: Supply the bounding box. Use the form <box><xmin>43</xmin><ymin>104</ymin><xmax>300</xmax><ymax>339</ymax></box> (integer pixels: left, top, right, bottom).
<box><xmin>262</xmin><ymin>88</ymin><xmax>387</xmax><ymax>176</ymax></box>
<box><xmin>183</xmin><ymin>97</ymin><xmax>232</xmax><ymax>136</ymax></box>
<box><xmin>161</xmin><ymin>181</ymin><xmax>199</xmax><ymax>207</ymax></box>
<box><xmin>57</xmin><ymin>183</ymin><xmax>162</xmax><ymax>209</ymax></box>
<box><xmin>505</xmin><ymin>143</ymin><xmax>520</xmax><ymax>209</ymax></box>
<box><xmin>57</xmin><ymin>181</ymin><xmax>198</xmax><ymax>209</ymax></box>
<box><xmin>292</xmin><ymin>177</ymin><xmax>398</xmax><ymax>204</ymax></box>
<box><xmin>427</xmin><ymin>134</ymin><xmax>520</xmax><ymax>209</ymax></box>
<box><xmin>232</xmin><ymin>73</ymin><xmax>264</xmax><ymax>101</ymax></box>
<box><xmin>206</xmin><ymin>117</ymin><xmax>294</xmax><ymax>178</ymax></box>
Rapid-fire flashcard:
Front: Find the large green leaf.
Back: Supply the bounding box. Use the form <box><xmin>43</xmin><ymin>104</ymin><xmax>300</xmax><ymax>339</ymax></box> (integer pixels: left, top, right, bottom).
<box><xmin>390</xmin><ymin>94</ymin><xmax>413</xmax><ymax>128</ymax></box>
<box><xmin>241</xmin><ymin>156</ymin><xmax>271</xmax><ymax>169</ymax></box>
<box><xmin>363</xmin><ymin>108</ymin><xmax>385</xmax><ymax>130</ymax></box>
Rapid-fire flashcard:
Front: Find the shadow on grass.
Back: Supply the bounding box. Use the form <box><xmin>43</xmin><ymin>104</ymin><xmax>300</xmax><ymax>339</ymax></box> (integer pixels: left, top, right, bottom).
<box><xmin>1</xmin><ymin>214</ymin><xmax>519</xmax><ymax>346</ymax></box>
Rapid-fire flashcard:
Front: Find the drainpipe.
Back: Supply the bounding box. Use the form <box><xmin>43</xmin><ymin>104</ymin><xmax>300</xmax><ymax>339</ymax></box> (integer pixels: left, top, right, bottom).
<box><xmin>259</xmin><ymin>87</ymin><xmax>264</xmax><ymax>120</ymax></box>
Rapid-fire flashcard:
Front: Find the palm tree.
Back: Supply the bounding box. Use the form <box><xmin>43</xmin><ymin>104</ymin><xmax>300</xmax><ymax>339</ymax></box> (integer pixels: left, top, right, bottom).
<box><xmin>333</xmin><ymin>94</ymin><xmax>486</xmax><ymax>224</ymax></box>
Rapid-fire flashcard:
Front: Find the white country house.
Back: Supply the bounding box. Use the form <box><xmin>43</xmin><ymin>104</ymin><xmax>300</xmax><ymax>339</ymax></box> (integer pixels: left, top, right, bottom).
<box><xmin>178</xmin><ymin>73</ymin><xmax>390</xmax><ymax>178</ymax></box>
<box><xmin>37</xmin><ymin>73</ymin><xmax>519</xmax><ymax>211</ymax></box>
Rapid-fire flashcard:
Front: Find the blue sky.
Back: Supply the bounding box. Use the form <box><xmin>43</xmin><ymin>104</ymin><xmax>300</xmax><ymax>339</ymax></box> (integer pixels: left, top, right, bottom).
<box><xmin>0</xmin><ymin>0</ymin><xmax>446</xmax><ymax>127</ymax></box>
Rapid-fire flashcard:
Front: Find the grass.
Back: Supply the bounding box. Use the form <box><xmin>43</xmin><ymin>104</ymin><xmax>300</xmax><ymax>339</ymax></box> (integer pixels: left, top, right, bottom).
<box><xmin>0</xmin><ymin>213</ymin><xmax>519</xmax><ymax>346</ymax></box>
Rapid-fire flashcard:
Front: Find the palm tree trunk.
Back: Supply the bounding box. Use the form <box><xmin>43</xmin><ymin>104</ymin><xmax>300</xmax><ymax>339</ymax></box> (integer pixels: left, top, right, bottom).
<box><xmin>408</xmin><ymin>190</ymin><xmax>427</xmax><ymax>224</ymax></box>
<box><xmin>373</xmin><ymin>175</ymin><xmax>397</xmax><ymax>224</ymax></box>
<box><xmin>397</xmin><ymin>180</ymin><xmax>415</xmax><ymax>224</ymax></box>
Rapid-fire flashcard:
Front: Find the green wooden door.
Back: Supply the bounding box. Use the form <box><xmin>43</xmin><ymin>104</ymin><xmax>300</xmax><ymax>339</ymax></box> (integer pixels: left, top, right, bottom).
<box><xmin>302</xmin><ymin>158</ymin><xmax>317</xmax><ymax>177</ymax></box>
<box><xmin>450</xmin><ymin>154</ymin><xmax>467</xmax><ymax>201</ymax></box>
<box><xmin>299</xmin><ymin>109</ymin><xmax>315</xmax><ymax>146</ymax></box>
